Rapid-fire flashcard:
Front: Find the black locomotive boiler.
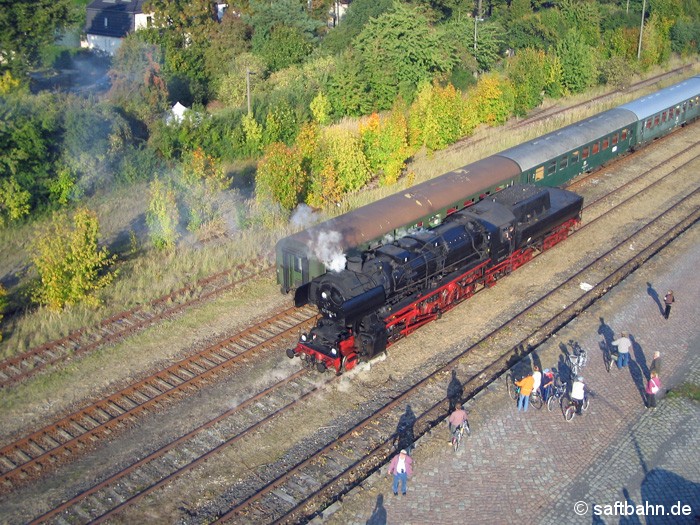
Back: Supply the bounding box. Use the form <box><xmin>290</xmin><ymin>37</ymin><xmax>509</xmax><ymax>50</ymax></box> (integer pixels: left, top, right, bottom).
<box><xmin>287</xmin><ymin>184</ymin><xmax>583</xmax><ymax>374</ymax></box>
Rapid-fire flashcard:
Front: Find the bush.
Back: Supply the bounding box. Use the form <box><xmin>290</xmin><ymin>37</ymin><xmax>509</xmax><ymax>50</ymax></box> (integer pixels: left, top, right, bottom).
<box><xmin>31</xmin><ymin>209</ymin><xmax>117</xmax><ymax>310</ymax></box>
<box><xmin>146</xmin><ymin>177</ymin><xmax>180</xmax><ymax>250</ymax></box>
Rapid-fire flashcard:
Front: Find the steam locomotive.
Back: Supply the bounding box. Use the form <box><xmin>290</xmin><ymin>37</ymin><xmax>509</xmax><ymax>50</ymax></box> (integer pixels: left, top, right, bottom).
<box><xmin>287</xmin><ymin>184</ymin><xmax>583</xmax><ymax>374</ymax></box>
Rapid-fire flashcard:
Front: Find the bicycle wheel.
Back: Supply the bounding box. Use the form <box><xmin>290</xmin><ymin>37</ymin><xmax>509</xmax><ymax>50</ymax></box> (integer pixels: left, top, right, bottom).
<box><xmin>453</xmin><ymin>430</ymin><xmax>461</xmax><ymax>452</ymax></box>
<box><xmin>582</xmin><ymin>396</ymin><xmax>590</xmax><ymax>411</ymax></box>
<box><xmin>547</xmin><ymin>395</ymin><xmax>557</xmax><ymax>412</ymax></box>
<box><xmin>507</xmin><ymin>374</ymin><xmax>518</xmax><ymax>400</ymax></box>
<box><xmin>530</xmin><ymin>392</ymin><xmax>543</xmax><ymax>410</ymax></box>
<box><xmin>564</xmin><ymin>404</ymin><xmax>576</xmax><ymax>421</ymax></box>
<box><xmin>464</xmin><ymin>421</ymin><xmax>471</xmax><ymax>437</ymax></box>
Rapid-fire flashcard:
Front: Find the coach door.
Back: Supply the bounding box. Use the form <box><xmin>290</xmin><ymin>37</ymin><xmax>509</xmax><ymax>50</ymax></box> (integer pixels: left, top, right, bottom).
<box><xmin>283</xmin><ymin>250</ymin><xmax>308</xmax><ymax>293</ymax></box>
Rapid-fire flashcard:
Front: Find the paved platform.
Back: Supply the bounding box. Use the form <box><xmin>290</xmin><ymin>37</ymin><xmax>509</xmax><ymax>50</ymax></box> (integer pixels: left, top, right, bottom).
<box><xmin>322</xmin><ymin>225</ymin><xmax>700</xmax><ymax>525</ymax></box>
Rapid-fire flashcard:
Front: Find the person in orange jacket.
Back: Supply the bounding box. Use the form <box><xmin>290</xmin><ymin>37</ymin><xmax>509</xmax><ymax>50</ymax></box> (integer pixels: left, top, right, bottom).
<box><xmin>515</xmin><ymin>374</ymin><xmax>535</xmax><ymax>412</ymax></box>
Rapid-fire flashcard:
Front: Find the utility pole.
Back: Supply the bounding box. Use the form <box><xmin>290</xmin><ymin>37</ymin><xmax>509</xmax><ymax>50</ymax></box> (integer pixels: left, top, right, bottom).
<box><xmin>637</xmin><ymin>0</ymin><xmax>646</xmax><ymax>60</ymax></box>
<box><xmin>473</xmin><ymin>0</ymin><xmax>482</xmax><ymax>51</ymax></box>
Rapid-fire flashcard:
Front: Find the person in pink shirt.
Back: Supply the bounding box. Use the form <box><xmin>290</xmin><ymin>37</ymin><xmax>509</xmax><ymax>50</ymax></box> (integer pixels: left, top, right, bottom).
<box><xmin>388</xmin><ymin>449</ymin><xmax>413</xmax><ymax>496</ymax></box>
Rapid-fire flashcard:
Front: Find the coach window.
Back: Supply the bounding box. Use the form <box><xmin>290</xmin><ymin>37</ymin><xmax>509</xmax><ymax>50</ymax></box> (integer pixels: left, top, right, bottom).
<box><xmin>592</xmin><ymin>142</ymin><xmax>600</xmax><ymax>155</ymax></box>
<box><xmin>662</xmin><ymin>110</ymin><xmax>668</xmax><ymax>122</ymax></box>
<box><xmin>654</xmin><ymin>115</ymin><xmax>660</xmax><ymax>126</ymax></box>
<box><xmin>547</xmin><ymin>159</ymin><xmax>557</xmax><ymax>176</ymax></box>
<box><xmin>582</xmin><ymin>146</ymin><xmax>590</xmax><ymax>160</ymax></box>
<box><xmin>571</xmin><ymin>150</ymin><xmax>580</xmax><ymax>164</ymax></box>
<box><xmin>622</xmin><ymin>129</ymin><xmax>628</xmax><ymax>140</ymax></box>
<box><xmin>602</xmin><ymin>138</ymin><xmax>609</xmax><ymax>150</ymax></box>
<box><xmin>294</xmin><ymin>256</ymin><xmax>303</xmax><ymax>272</ymax></box>
<box><xmin>612</xmin><ymin>133</ymin><xmax>619</xmax><ymax>146</ymax></box>
<box><xmin>535</xmin><ymin>166</ymin><xmax>544</xmax><ymax>181</ymax></box>
<box><xmin>645</xmin><ymin>119</ymin><xmax>652</xmax><ymax>129</ymax></box>
<box><xmin>560</xmin><ymin>156</ymin><xmax>569</xmax><ymax>170</ymax></box>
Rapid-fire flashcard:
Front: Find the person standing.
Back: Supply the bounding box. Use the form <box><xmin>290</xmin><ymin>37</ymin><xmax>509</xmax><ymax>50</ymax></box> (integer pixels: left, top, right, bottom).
<box><xmin>541</xmin><ymin>368</ymin><xmax>555</xmax><ymax>402</ymax></box>
<box><xmin>650</xmin><ymin>351</ymin><xmax>661</xmax><ymax>378</ymax></box>
<box><xmin>515</xmin><ymin>374</ymin><xmax>535</xmax><ymax>412</ymax></box>
<box><xmin>612</xmin><ymin>332</ymin><xmax>632</xmax><ymax>369</ymax></box>
<box><xmin>663</xmin><ymin>291</ymin><xmax>675</xmax><ymax>319</ymax></box>
<box><xmin>646</xmin><ymin>371</ymin><xmax>662</xmax><ymax>409</ymax></box>
<box><xmin>532</xmin><ymin>366</ymin><xmax>542</xmax><ymax>397</ymax></box>
<box><xmin>388</xmin><ymin>449</ymin><xmax>413</xmax><ymax>496</ymax></box>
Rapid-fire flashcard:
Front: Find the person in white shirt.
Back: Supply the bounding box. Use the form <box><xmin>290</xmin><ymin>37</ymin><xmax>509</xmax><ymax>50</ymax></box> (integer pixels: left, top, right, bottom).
<box><xmin>532</xmin><ymin>366</ymin><xmax>542</xmax><ymax>394</ymax></box>
<box><xmin>570</xmin><ymin>376</ymin><xmax>586</xmax><ymax>414</ymax></box>
<box><xmin>612</xmin><ymin>332</ymin><xmax>632</xmax><ymax>369</ymax></box>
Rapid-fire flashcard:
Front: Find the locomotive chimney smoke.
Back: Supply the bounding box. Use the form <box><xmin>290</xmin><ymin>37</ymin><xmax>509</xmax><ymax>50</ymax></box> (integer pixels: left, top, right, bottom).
<box><xmin>313</xmin><ymin>230</ymin><xmax>347</xmax><ymax>272</ymax></box>
<box><xmin>290</xmin><ymin>204</ymin><xmax>318</xmax><ymax>229</ymax></box>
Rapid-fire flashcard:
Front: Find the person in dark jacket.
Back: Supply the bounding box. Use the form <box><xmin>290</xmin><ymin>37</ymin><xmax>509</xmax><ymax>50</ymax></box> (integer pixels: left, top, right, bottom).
<box><xmin>663</xmin><ymin>290</ymin><xmax>675</xmax><ymax>319</ymax></box>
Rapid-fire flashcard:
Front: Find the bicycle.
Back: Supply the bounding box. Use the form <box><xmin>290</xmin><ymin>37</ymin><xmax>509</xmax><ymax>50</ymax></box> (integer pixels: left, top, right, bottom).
<box><xmin>566</xmin><ymin>340</ymin><xmax>588</xmax><ymax>379</ymax></box>
<box><xmin>506</xmin><ymin>373</ymin><xmax>543</xmax><ymax>409</ymax></box>
<box><xmin>563</xmin><ymin>392</ymin><xmax>590</xmax><ymax>421</ymax></box>
<box><xmin>602</xmin><ymin>341</ymin><xmax>619</xmax><ymax>373</ymax></box>
<box><xmin>451</xmin><ymin>420</ymin><xmax>471</xmax><ymax>452</ymax></box>
<box><xmin>546</xmin><ymin>378</ymin><xmax>568</xmax><ymax>412</ymax></box>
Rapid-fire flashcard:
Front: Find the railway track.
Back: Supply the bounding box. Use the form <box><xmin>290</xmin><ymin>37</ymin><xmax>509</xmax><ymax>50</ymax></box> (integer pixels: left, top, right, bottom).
<box><xmin>1</xmin><ymin>66</ymin><xmax>693</xmax><ymax>391</ymax></box>
<box><xmin>0</xmin><ymin>260</ymin><xmax>274</xmax><ymax>388</ymax></box>
<box><xmin>0</xmin><ymin>305</ymin><xmax>317</xmax><ymax>494</ymax></box>
<box><xmin>213</xmin><ymin>173</ymin><xmax>700</xmax><ymax>525</ymax></box>
<box><xmin>16</xmin><ymin>130</ymin><xmax>700</xmax><ymax>524</ymax></box>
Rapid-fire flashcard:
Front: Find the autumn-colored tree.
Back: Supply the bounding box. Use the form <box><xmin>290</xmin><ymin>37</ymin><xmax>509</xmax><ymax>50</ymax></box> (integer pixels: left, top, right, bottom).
<box><xmin>360</xmin><ymin>110</ymin><xmax>411</xmax><ymax>186</ymax></box>
<box><xmin>409</xmin><ymin>82</ymin><xmax>475</xmax><ymax>152</ymax></box>
<box><xmin>146</xmin><ymin>177</ymin><xmax>180</xmax><ymax>250</ymax></box>
<box><xmin>320</xmin><ymin>128</ymin><xmax>370</xmax><ymax>193</ymax></box>
<box><xmin>470</xmin><ymin>74</ymin><xmax>515</xmax><ymax>126</ymax></box>
<box><xmin>256</xmin><ymin>142</ymin><xmax>306</xmax><ymax>211</ymax></box>
<box><xmin>307</xmin><ymin>159</ymin><xmax>342</xmax><ymax>209</ymax></box>
<box><xmin>31</xmin><ymin>209</ymin><xmax>117</xmax><ymax>310</ymax></box>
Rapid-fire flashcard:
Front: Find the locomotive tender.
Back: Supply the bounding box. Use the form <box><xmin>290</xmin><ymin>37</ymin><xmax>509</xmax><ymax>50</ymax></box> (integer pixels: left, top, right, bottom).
<box><xmin>287</xmin><ymin>185</ymin><xmax>583</xmax><ymax>373</ymax></box>
<box><xmin>276</xmin><ymin>75</ymin><xmax>700</xmax><ymax>300</ymax></box>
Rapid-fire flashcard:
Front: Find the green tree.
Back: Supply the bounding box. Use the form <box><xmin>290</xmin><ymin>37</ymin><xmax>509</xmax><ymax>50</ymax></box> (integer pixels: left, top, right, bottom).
<box><xmin>31</xmin><ymin>208</ymin><xmax>117</xmax><ymax>310</ymax></box>
<box><xmin>472</xmin><ymin>20</ymin><xmax>506</xmax><ymax>72</ymax></box>
<box><xmin>320</xmin><ymin>0</ymin><xmax>394</xmax><ymax>55</ymax></box>
<box><xmin>340</xmin><ymin>2</ymin><xmax>456</xmax><ymax>110</ymax></box>
<box><xmin>556</xmin><ymin>31</ymin><xmax>597</xmax><ymax>94</ymax></box>
<box><xmin>0</xmin><ymin>0</ymin><xmax>77</xmax><ymax>77</ymax></box>
<box><xmin>0</xmin><ymin>92</ymin><xmax>62</xmax><ymax>217</ymax></box>
<box><xmin>256</xmin><ymin>142</ymin><xmax>306</xmax><ymax>211</ymax></box>
<box><xmin>506</xmin><ymin>48</ymin><xmax>548</xmax><ymax>116</ymax></box>
<box><xmin>143</xmin><ymin>0</ymin><xmax>218</xmax><ymax>104</ymax></box>
<box><xmin>0</xmin><ymin>176</ymin><xmax>31</xmax><ymax>225</ymax></box>
<box><xmin>558</xmin><ymin>0</ymin><xmax>602</xmax><ymax>47</ymax></box>
<box><xmin>146</xmin><ymin>178</ymin><xmax>180</xmax><ymax>250</ymax></box>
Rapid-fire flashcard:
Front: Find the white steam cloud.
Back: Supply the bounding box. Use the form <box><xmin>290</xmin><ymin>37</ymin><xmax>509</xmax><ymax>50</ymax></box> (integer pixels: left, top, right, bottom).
<box><xmin>290</xmin><ymin>204</ymin><xmax>318</xmax><ymax>229</ymax></box>
<box><xmin>312</xmin><ymin>230</ymin><xmax>347</xmax><ymax>273</ymax></box>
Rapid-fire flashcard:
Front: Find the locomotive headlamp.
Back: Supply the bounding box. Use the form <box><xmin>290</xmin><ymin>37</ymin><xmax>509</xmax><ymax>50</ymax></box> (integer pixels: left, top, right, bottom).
<box><xmin>321</xmin><ymin>291</ymin><xmax>328</xmax><ymax>299</ymax></box>
<box><xmin>331</xmin><ymin>347</ymin><xmax>338</xmax><ymax>355</ymax></box>
<box><xmin>301</xmin><ymin>333</ymin><xmax>308</xmax><ymax>341</ymax></box>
